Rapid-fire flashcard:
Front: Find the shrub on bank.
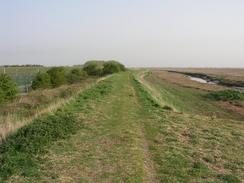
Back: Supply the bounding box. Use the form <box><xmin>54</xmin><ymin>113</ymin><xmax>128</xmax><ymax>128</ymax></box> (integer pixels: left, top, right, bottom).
<box><xmin>67</xmin><ymin>68</ymin><xmax>87</xmax><ymax>84</ymax></box>
<box><xmin>102</xmin><ymin>61</ymin><xmax>126</xmax><ymax>75</ymax></box>
<box><xmin>83</xmin><ymin>62</ymin><xmax>103</xmax><ymax>76</ymax></box>
<box><xmin>47</xmin><ymin>67</ymin><xmax>67</xmax><ymax>87</ymax></box>
<box><xmin>0</xmin><ymin>74</ymin><xmax>18</xmax><ymax>103</ymax></box>
<box><xmin>206</xmin><ymin>90</ymin><xmax>244</xmax><ymax>101</ymax></box>
<box><xmin>31</xmin><ymin>72</ymin><xmax>51</xmax><ymax>90</ymax></box>
<box><xmin>83</xmin><ymin>60</ymin><xmax>126</xmax><ymax>76</ymax></box>
<box><xmin>30</xmin><ymin>61</ymin><xmax>126</xmax><ymax>90</ymax></box>
<box><xmin>0</xmin><ymin>88</ymin><xmax>5</xmax><ymax>103</ymax></box>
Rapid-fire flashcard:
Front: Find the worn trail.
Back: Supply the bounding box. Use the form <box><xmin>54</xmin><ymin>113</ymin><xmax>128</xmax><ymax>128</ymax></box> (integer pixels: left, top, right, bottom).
<box><xmin>36</xmin><ymin>72</ymin><xmax>158</xmax><ymax>182</ymax></box>
<box><xmin>3</xmin><ymin>71</ymin><xmax>242</xmax><ymax>183</ymax></box>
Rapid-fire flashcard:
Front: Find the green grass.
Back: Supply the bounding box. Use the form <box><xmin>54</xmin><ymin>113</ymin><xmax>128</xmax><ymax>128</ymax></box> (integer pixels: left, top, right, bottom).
<box><xmin>0</xmin><ymin>77</ymin><xmax>96</xmax><ymax>142</ymax></box>
<box><xmin>144</xmin><ymin>72</ymin><xmax>242</xmax><ymax>119</ymax></box>
<box><xmin>133</xmin><ymin>73</ymin><xmax>243</xmax><ymax>182</ymax></box>
<box><xmin>0</xmin><ymin>71</ymin><xmax>243</xmax><ymax>182</ymax></box>
<box><xmin>37</xmin><ymin>73</ymin><xmax>150</xmax><ymax>182</ymax></box>
<box><xmin>0</xmin><ymin>112</ymin><xmax>79</xmax><ymax>180</ymax></box>
<box><xmin>0</xmin><ymin>78</ymin><xmax>113</xmax><ymax>182</ymax></box>
<box><xmin>206</xmin><ymin>90</ymin><xmax>244</xmax><ymax>101</ymax></box>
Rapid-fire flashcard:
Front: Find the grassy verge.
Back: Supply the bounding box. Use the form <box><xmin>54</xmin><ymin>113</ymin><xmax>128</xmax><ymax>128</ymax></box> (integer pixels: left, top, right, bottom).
<box><xmin>0</xmin><ymin>78</ymin><xmax>95</xmax><ymax>118</ymax></box>
<box><xmin>8</xmin><ymin>72</ymin><xmax>159</xmax><ymax>182</ymax></box>
<box><xmin>0</xmin><ymin>78</ymin><xmax>112</xmax><ymax>182</ymax></box>
<box><xmin>143</xmin><ymin>72</ymin><xmax>242</xmax><ymax>119</ymax></box>
<box><xmin>0</xmin><ymin>78</ymin><xmax>96</xmax><ymax>142</ymax></box>
<box><xmin>1</xmin><ymin>71</ymin><xmax>243</xmax><ymax>182</ymax></box>
<box><xmin>35</xmin><ymin>72</ymin><xmax>151</xmax><ymax>182</ymax></box>
<box><xmin>133</xmin><ymin>72</ymin><xmax>244</xmax><ymax>182</ymax></box>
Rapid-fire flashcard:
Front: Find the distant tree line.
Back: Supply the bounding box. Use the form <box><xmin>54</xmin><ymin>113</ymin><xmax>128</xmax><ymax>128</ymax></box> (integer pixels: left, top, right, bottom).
<box><xmin>31</xmin><ymin>67</ymin><xmax>88</xmax><ymax>89</ymax></box>
<box><xmin>0</xmin><ymin>60</ymin><xmax>126</xmax><ymax>104</ymax></box>
<box><xmin>32</xmin><ymin>60</ymin><xmax>126</xmax><ymax>89</ymax></box>
<box><xmin>2</xmin><ymin>64</ymin><xmax>44</xmax><ymax>67</ymax></box>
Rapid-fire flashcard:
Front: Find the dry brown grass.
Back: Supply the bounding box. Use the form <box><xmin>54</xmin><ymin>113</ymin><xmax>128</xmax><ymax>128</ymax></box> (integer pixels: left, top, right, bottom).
<box><xmin>0</xmin><ymin>78</ymin><xmax>98</xmax><ymax>142</ymax></box>
<box><xmin>151</xmin><ymin>70</ymin><xmax>225</xmax><ymax>91</ymax></box>
<box><xmin>0</xmin><ymin>99</ymin><xmax>68</xmax><ymax>142</ymax></box>
<box><xmin>0</xmin><ymin>80</ymin><xmax>92</xmax><ymax>116</ymax></box>
<box><xmin>218</xmin><ymin>101</ymin><xmax>244</xmax><ymax>117</ymax></box>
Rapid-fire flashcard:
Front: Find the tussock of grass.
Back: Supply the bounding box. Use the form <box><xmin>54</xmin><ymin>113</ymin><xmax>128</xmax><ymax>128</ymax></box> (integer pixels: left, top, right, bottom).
<box><xmin>206</xmin><ymin>90</ymin><xmax>244</xmax><ymax>101</ymax></box>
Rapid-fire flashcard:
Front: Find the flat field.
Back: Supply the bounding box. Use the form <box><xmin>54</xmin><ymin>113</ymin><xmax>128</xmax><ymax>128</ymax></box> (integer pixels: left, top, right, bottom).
<box><xmin>150</xmin><ymin>70</ymin><xmax>226</xmax><ymax>91</ymax></box>
<box><xmin>164</xmin><ymin>68</ymin><xmax>244</xmax><ymax>82</ymax></box>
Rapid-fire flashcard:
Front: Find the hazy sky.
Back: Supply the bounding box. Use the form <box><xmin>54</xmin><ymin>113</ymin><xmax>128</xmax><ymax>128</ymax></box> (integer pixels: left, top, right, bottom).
<box><xmin>0</xmin><ymin>0</ymin><xmax>243</xmax><ymax>67</ymax></box>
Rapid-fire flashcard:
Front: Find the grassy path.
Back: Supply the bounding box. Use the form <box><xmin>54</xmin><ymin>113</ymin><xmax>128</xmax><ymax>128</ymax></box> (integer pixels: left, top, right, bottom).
<box><xmin>1</xmin><ymin>72</ymin><xmax>243</xmax><ymax>182</ymax></box>
<box><xmin>23</xmin><ymin>72</ymin><xmax>158</xmax><ymax>182</ymax></box>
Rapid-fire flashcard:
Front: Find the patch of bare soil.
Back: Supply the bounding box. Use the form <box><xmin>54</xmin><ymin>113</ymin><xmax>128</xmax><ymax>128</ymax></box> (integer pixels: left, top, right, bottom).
<box><xmin>218</xmin><ymin>101</ymin><xmax>244</xmax><ymax>118</ymax></box>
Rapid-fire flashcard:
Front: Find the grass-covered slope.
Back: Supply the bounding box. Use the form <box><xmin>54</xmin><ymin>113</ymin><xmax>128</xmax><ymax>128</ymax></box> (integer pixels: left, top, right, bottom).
<box><xmin>133</xmin><ymin>73</ymin><xmax>244</xmax><ymax>183</ymax></box>
<box><xmin>0</xmin><ymin>78</ymin><xmax>112</xmax><ymax>182</ymax></box>
<box><xmin>143</xmin><ymin>72</ymin><xmax>242</xmax><ymax>119</ymax></box>
<box><xmin>0</xmin><ymin>71</ymin><xmax>243</xmax><ymax>182</ymax></box>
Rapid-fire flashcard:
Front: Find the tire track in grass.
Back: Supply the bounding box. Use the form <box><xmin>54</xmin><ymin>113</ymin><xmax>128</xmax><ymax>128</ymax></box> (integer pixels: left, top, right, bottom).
<box><xmin>2</xmin><ymin>72</ymin><xmax>160</xmax><ymax>182</ymax></box>
<box><xmin>37</xmin><ymin>72</ymin><xmax>158</xmax><ymax>182</ymax></box>
<box><xmin>129</xmin><ymin>82</ymin><xmax>158</xmax><ymax>183</ymax></box>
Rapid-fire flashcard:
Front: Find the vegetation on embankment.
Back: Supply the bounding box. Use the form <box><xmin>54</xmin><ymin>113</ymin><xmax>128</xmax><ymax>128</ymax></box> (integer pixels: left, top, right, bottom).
<box><xmin>0</xmin><ymin>74</ymin><xmax>18</xmax><ymax>103</ymax></box>
<box><xmin>31</xmin><ymin>60</ymin><xmax>125</xmax><ymax>90</ymax></box>
<box><xmin>0</xmin><ymin>60</ymin><xmax>125</xmax><ymax>94</ymax></box>
<box><xmin>0</xmin><ymin>112</ymin><xmax>80</xmax><ymax>180</ymax></box>
<box><xmin>0</xmin><ymin>78</ymin><xmax>113</xmax><ymax>181</ymax></box>
<box><xmin>31</xmin><ymin>67</ymin><xmax>84</xmax><ymax>89</ymax></box>
<box><xmin>206</xmin><ymin>90</ymin><xmax>244</xmax><ymax>101</ymax></box>
<box><xmin>0</xmin><ymin>77</ymin><xmax>96</xmax><ymax>141</ymax></box>
<box><xmin>13</xmin><ymin>72</ymin><xmax>158</xmax><ymax>182</ymax></box>
<box><xmin>83</xmin><ymin>60</ymin><xmax>126</xmax><ymax>76</ymax></box>
<box><xmin>142</xmin><ymin>72</ymin><xmax>240</xmax><ymax>119</ymax></box>
<box><xmin>1</xmin><ymin>71</ymin><xmax>243</xmax><ymax>182</ymax></box>
<box><xmin>0</xmin><ymin>60</ymin><xmax>126</xmax><ymax>144</ymax></box>
<box><xmin>133</xmin><ymin>72</ymin><xmax>244</xmax><ymax>182</ymax></box>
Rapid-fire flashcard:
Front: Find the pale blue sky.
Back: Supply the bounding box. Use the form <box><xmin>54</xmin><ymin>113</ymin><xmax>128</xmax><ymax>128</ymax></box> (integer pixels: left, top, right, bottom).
<box><xmin>0</xmin><ymin>0</ymin><xmax>243</xmax><ymax>67</ymax></box>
